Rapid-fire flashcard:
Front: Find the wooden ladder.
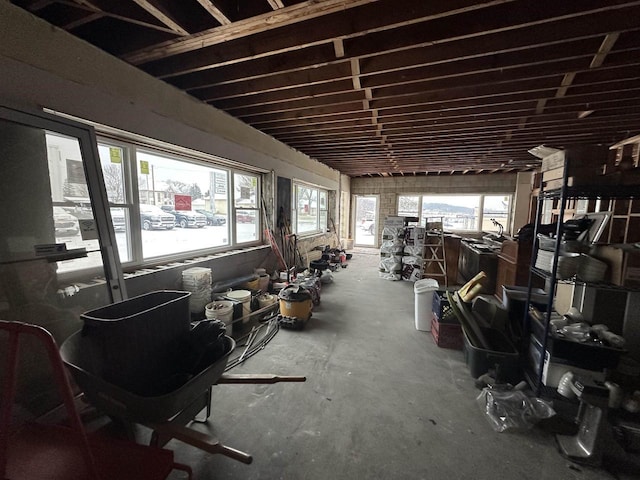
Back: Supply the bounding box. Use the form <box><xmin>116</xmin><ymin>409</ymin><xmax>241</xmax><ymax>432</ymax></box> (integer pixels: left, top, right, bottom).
<box><xmin>422</xmin><ymin>217</ymin><xmax>448</xmax><ymax>287</ymax></box>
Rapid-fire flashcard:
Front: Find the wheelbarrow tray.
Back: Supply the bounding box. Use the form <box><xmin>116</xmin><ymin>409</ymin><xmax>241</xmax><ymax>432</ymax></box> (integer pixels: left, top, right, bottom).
<box><xmin>60</xmin><ymin>330</ymin><xmax>235</xmax><ymax>424</ymax></box>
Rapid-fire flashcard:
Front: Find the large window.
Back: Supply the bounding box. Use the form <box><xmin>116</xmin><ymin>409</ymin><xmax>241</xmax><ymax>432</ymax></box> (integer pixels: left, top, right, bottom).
<box><xmin>398</xmin><ymin>194</ymin><xmax>512</xmax><ymax>233</ymax></box>
<box><xmin>94</xmin><ymin>138</ymin><xmax>261</xmax><ymax>267</ymax></box>
<box><xmin>293</xmin><ymin>182</ymin><xmax>328</xmax><ymax>235</ymax></box>
<box><xmin>233</xmin><ymin>172</ymin><xmax>260</xmax><ymax>244</ymax></box>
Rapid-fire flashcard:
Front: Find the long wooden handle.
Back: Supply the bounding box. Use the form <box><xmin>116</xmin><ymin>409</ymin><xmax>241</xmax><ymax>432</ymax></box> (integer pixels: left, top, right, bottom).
<box><xmin>216</xmin><ymin>373</ymin><xmax>307</xmax><ymax>384</ymax></box>
<box><xmin>147</xmin><ymin>421</ymin><xmax>253</xmax><ymax>464</ymax></box>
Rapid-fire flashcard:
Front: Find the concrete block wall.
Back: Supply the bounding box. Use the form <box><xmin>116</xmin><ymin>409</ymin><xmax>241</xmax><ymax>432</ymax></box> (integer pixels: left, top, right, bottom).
<box><xmin>351</xmin><ymin>173</ymin><xmax>523</xmax><ymax>239</ymax></box>
<box><xmin>351</xmin><ymin>174</ymin><xmax>518</xmax><ymax>195</ymax></box>
<box><xmin>124</xmin><ymin>247</ymin><xmax>274</xmax><ymax>298</ymax></box>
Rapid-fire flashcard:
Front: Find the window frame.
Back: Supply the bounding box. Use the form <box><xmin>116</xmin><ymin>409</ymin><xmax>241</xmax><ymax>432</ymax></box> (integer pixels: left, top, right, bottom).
<box><xmin>292</xmin><ymin>180</ymin><xmax>329</xmax><ymax>236</ymax></box>
<box><xmin>231</xmin><ymin>171</ymin><xmax>262</xmax><ymax>246</ymax></box>
<box><xmin>397</xmin><ymin>193</ymin><xmax>513</xmax><ymax>234</ymax></box>
<box><xmin>96</xmin><ymin>135</ymin><xmax>264</xmax><ymax>269</ymax></box>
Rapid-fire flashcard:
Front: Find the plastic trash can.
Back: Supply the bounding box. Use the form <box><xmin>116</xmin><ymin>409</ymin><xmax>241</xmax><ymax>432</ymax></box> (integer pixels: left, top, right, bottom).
<box><xmin>414</xmin><ymin>278</ymin><xmax>439</xmax><ymax>331</ymax></box>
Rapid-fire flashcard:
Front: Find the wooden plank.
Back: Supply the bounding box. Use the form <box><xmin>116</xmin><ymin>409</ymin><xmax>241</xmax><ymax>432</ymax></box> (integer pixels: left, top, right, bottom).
<box><xmin>132</xmin><ymin>0</ymin><xmax>189</xmax><ymax>35</ymax></box>
<box><xmin>195</xmin><ymin>0</ymin><xmax>231</xmax><ymax>25</ymax></box>
<box><xmin>346</xmin><ymin>1</ymin><xmax>640</xmax><ymax>59</ymax></box>
<box><xmin>139</xmin><ymin>2</ymin><xmax>640</xmax><ymax>78</ymax></box>
<box><xmin>122</xmin><ymin>0</ymin><xmax>384</xmax><ymax>64</ymax></box>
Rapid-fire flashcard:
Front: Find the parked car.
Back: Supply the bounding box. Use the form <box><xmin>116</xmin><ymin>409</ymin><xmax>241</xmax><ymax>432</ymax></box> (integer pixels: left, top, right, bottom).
<box><xmin>139</xmin><ymin>205</ymin><xmax>175</xmax><ymax>230</ymax></box>
<box><xmin>53</xmin><ymin>206</ymin><xmax>79</xmax><ymax>237</ymax></box>
<box><xmin>236</xmin><ymin>210</ymin><xmax>254</xmax><ymax>223</ymax></box>
<box><xmin>196</xmin><ymin>209</ymin><xmax>226</xmax><ymax>226</ymax></box>
<box><xmin>164</xmin><ymin>209</ymin><xmax>207</xmax><ymax>228</ymax></box>
<box><xmin>359</xmin><ymin>218</ymin><xmax>375</xmax><ymax>235</ymax></box>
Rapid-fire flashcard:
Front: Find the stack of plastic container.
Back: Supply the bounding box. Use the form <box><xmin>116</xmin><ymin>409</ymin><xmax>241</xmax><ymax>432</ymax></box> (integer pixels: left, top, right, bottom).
<box><xmin>181</xmin><ymin>267</ymin><xmax>212</xmax><ymax>316</ymax></box>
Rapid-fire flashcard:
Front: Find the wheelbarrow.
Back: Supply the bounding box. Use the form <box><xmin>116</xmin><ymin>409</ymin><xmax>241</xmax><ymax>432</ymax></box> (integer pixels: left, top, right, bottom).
<box><xmin>60</xmin><ymin>331</ymin><xmax>305</xmax><ymax>464</ymax></box>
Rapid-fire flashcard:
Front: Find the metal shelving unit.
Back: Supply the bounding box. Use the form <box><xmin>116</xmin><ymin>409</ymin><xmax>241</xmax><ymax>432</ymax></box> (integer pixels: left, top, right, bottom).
<box><xmin>523</xmin><ymin>160</ymin><xmax>637</xmax><ymax>396</ymax></box>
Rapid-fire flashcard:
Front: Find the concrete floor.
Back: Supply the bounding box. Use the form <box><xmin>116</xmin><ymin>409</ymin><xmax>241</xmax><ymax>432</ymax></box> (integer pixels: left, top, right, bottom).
<box><xmin>162</xmin><ymin>249</ymin><xmax>638</xmax><ymax>480</ymax></box>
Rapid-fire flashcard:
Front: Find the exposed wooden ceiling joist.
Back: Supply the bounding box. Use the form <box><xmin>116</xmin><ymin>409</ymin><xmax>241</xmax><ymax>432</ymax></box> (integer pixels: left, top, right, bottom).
<box><xmin>195</xmin><ymin>0</ymin><xmax>231</xmax><ymax>25</ymax></box>
<box><xmin>132</xmin><ymin>0</ymin><xmax>189</xmax><ymax>35</ymax></box>
<box><xmin>11</xmin><ymin>0</ymin><xmax>640</xmax><ymax>177</ymax></box>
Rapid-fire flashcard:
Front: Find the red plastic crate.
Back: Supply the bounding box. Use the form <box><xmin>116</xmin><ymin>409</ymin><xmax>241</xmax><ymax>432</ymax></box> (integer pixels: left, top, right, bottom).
<box><xmin>430</xmin><ymin>314</ymin><xmax>463</xmax><ymax>350</ymax></box>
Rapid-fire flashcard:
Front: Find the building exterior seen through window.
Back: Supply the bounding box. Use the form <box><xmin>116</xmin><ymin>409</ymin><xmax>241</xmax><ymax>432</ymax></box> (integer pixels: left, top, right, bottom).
<box><xmin>44</xmin><ymin>132</ymin><xmax>264</xmax><ymax>272</ymax></box>
<box><xmin>293</xmin><ymin>182</ymin><xmax>328</xmax><ymax>235</ymax></box>
<box><xmin>398</xmin><ymin>194</ymin><xmax>512</xmax><ymax>233</ymax></box>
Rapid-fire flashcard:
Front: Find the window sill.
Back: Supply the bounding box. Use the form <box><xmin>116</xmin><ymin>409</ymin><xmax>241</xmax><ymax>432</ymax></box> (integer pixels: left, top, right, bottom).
<box><xmin>296</xmin><ymin>231</ymin><xmax>331</xmax><ymax>240</ymax></box>
<box><xmin>123</xmin><ymin>244</ymin><xmax>271</xmax><ymax>279</ymax></box>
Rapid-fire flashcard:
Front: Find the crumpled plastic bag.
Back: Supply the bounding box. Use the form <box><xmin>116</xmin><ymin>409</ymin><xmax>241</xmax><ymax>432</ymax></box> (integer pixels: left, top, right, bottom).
<box><xmin>476</xmin><ymin>388</ymin><xmax>555</xmax><ymax>432</ymax></box>
<box><xmin>379</xmin><ymin>255</ymin><xmax>402</xmax><ymax>273</ymax></box>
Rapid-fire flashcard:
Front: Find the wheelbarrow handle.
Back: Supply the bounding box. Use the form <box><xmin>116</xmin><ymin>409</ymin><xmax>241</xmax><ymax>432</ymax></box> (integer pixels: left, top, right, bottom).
<box><xmin>215</xmin><ymin>443</ymin><xmax>254</xmax><ymax>464</ymax></box>
<box><xmin>216</xmin><ymin>374</ymin><xmax>307</xmax><ymax>384</ymax></box>
<box><xmin>147</xmin><ymin>421</ymin><xmax>253</xmax><ymax>464</ymax></box>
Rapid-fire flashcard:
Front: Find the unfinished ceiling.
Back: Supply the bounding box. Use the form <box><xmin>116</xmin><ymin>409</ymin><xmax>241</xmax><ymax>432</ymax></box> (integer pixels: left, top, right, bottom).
<box><xmin>11</xmin><ymin>0</ymin><xmax>640</xmax><ymax>177</ymax></box>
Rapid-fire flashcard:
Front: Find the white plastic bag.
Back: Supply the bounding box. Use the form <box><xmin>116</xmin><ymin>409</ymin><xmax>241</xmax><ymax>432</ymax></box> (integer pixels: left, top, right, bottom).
<box><xmin>476</xmin><ymin>388</ymin><xmax>555</xmax><ymax>432</ymax></box>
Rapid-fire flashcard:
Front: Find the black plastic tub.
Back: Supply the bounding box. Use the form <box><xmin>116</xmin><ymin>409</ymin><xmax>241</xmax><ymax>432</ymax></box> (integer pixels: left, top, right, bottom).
<box><xmin>462</xmin><ymin>326</ymin><xmax>521</xmax><ymax>384</ymax></box>
<box><xmin>79</xmin><ymin>290</ymin><xmax>192</xmax><ymax>392</ymax></box>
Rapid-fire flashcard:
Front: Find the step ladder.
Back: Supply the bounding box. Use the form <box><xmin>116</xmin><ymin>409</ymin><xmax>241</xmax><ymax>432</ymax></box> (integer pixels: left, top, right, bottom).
<box><xmin>422</xmin><ymin>217</ymin><xmax>447</xmax><ymax>287</ymax></box>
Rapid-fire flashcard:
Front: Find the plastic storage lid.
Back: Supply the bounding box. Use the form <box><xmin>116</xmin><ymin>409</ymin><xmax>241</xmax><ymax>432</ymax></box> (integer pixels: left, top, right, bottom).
<box><xmin>414</xmin><ymin>278</ymin><xmax>439</xmax><ymax>293</ymax></box>
<box><xmin>226</xmin><ymin>289</ymin><xmax>251</xmax><ymax>301</ymax></box>
<box><xmin>278</xmin><ymin>285</ymin><xmax>312</xmax><ymax>301</ymax></box>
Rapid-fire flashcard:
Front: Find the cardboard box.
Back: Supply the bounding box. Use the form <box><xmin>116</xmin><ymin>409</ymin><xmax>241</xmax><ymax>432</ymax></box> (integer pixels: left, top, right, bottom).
<box><xmin>540</xmin><ymin>146</ymin><xmax>609</xmax><ymax>189</ymax></box>
<box><xmin>540</xmin><ymin>146</ymin><xmax>608</xmax><ymax>175</ymax></box>
<box><xmin>591</xmin><ymin>244</ymin><xmax>640</xmax><ymax>288</ymax></box>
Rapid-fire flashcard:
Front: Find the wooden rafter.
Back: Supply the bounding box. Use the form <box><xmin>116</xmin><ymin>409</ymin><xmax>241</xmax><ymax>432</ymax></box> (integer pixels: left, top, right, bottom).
<box><xmin>267</xmin><ymin>0</ymin><xmax>285</xmax><ymax>9</ymax></box>
<box><xmin>122</xmin><ymin>0</ymin><xmax>383</xmax><ymax>64</ymax></box>
<box><xmin>195</xmin><ymin>0</ymin><xmax>231</xmax><ymax>25</ymax></box>
<box><xmin>9</xmin><ymin>0</ymin><xmax>640</xmax><ymax>177</ymax></box>
<box><xmin>132</xmin><ymin>0</ymin><xmax>189</xmax><ymax>35</ymax></box>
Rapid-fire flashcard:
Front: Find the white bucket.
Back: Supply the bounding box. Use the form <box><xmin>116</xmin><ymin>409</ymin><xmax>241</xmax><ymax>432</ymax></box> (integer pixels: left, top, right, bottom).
<box><xmin>257</xmin><ymin>293</ymin><xmax>277</xmax><ymax>309</ymax></box>
<box><xmin>226</xmin><ymin>289</ymin><xmax>252</xmax><ymax>323</ymax></box>
<box><xmin>414</xmin><ymin>278</ymin><xmax>439</xmax><ymax>331</ymax></box>
<box><xmin>204</xmin><ymin>300</ymin><xmax>234</xmax><ymax>336</ymax></box>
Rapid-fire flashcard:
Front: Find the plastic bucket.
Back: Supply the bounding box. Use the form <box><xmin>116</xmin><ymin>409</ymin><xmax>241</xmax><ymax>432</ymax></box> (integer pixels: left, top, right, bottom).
<box><xmin>205</xmin><ymin>300</ymin><xmax>234</xmax><ymax>335</ymax></box>
<box><xmin>226</xmin><ymin>289</ymin><xmax>252</xmax><ymax>323</ymax></box>
<box><xmin>257</xmin><ymin>293</ymin><xmax>277</xmax><ymax>309</ymax></box>
<box><xmin>414</xmin><ymin>278</ymin><xmax>439</xmax><ymax>331</ymax></box>
<box><xmin>244</xmin><ymin>277</ymin><xmax>260</xmax><ymax>290</ymax></box>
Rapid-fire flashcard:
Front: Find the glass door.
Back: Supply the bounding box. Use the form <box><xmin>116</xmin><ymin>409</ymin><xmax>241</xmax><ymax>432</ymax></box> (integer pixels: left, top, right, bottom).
<box><xmin>354</xmin><ymin>195</ymin><xmax>378</xmax><ymax>247</ymax></box>
<box><xmin>0</xmin><ymin>105</ymin><xmax>125</xmax><ymax>415</ymax></box>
